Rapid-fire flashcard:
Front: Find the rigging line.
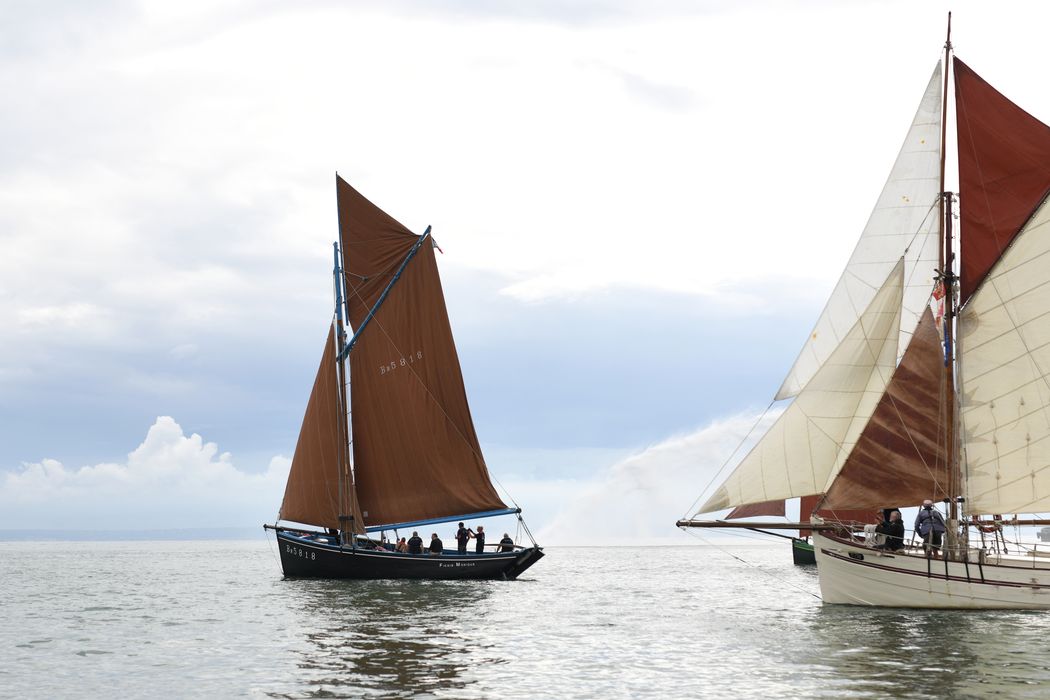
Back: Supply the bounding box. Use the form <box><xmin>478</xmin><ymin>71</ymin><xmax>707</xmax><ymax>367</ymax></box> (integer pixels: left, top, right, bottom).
<box><xmin>902</xmin><ymin>197</ymin><xmax>941</xmax><ymax>259</ymax></box>
<box><xmin>264</xmin><ymin>526</ymin><xmax>284</xmax><ymax>572</ymax></box>
<box><xmin>679</xmin><ymin>527</ymin><xmax>822</xmax><ymax>602</ymax></box>
<box><xmin>342</xmin><ymin>243</ymin><xmax>522</xmax><ymax>510</ymax></box>
<box><xmin>680</xmin><ymin>399</ymin><xmax>777</xmax><ymax>520</ymax></box>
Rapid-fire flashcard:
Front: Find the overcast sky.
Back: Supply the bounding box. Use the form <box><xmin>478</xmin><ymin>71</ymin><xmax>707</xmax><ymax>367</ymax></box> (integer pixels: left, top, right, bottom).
<box><xmin>4</xmin><ymin>0</ymin><xmax>1050</xmax><ymax>542</ymax></box>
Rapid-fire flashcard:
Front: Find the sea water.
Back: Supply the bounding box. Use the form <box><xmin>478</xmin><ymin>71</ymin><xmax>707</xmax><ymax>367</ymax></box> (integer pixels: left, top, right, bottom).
<box><xmin>3</xmin><ymin>540</ymin><xmax>1050</xmax><ymax>699</ymax></box>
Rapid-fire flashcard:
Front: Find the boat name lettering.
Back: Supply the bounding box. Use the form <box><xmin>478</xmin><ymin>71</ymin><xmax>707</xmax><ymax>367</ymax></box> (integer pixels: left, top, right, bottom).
<box><xmin>438</xmin><ymin>562</ymin><xmax>476</xmax><ymax>568</ymax></box>
<box><xmin>379</xmin><ymin>351</ymin><xmax>424</xmax><ymax>375</ymax></box>
<box><xmin>285</xmin><ymin>543</ymin><xmax>316</xmax><ymax>560</ymax></box>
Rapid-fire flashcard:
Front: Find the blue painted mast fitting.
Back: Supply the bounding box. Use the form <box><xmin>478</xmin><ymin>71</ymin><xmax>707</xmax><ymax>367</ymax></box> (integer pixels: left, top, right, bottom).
<box><xmin>332</xmin><ymin>241</ymin><xmax>348</xmax><ymax>347</ymax></box>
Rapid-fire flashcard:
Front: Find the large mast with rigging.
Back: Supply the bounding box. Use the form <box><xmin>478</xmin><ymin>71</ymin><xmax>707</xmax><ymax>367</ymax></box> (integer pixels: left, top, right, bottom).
<box><xmin>939</xmin><ymin>13</ymin><xmax>964</xmax><ymax>554</ymax></box>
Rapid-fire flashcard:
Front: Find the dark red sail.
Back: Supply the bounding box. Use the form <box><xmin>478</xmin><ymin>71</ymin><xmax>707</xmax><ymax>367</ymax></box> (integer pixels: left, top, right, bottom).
<box><xmin>955</xmin><ymin>58</ymin><xmax>1050</xmax><ymax>302</ymax></box>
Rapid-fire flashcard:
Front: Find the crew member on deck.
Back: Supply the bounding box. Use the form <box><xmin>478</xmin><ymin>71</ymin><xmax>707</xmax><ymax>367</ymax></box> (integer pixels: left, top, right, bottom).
<box><xmin>876</xmin><ymin>510</ymin><xmax>905</xmax><ymax>551</ymax></box>
<box><xmin>456</xmin><ymin>522</ymin><xmax>473</xmax><ymax>554</ymax></box>
<box><xmin>915</xmin><ymin>500</ymin><xmax>947</xmax><ymax>558</ymax></box>
<box><xmin>499</xmin><ymin>533</ymin><xmax>514</xmax><ymax>552</ymax></box>
<box><xmin>429</xmin><ymin>533</ymin><xmax>443</xmax><ymax>556</ymax></box>
<box><xmin>407</xmin><ymin>531</ymin><xmax>423</xmax><ymax>554</ymax></box>
<box><xmin>474</xmin><ymin>525</ymin><xmax>486</xmax><ymax>553</ymax></box>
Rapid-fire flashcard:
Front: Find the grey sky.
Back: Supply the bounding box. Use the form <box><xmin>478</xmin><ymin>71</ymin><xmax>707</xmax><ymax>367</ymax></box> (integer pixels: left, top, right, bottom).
<box><xmin>3</xmin><ymin>1</ymin><xmax>1049</xmax><ymax>536</ymax></box>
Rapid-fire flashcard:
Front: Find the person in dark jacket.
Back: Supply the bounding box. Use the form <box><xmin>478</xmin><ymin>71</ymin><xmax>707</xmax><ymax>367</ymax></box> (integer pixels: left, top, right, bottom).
<box><xmin>407</xmin><ymin>531</ymin><xmax>423</xmax><ymax>554</ymax></box>
<box><xmin>428</xmin><ymin>533</ymin><xmax>443</xmax><ymax>556</ymax></box>
<box><xmin>876</xmin><ymin>510</ymin><xmax>906</xmax><ymax>551</ymax></box>
<box><xmin>499</xmin><ymin>533</ymin><xmax>514</xmax><ymax>552</ymax></box>
<box><xmin>474</xmin><ymin>526</ymin><xmax>486</xmax><ymax>553</ymax></box>
<box><xmin>456</xmin><ymin>522</ymin><xmax>474</xmax><ymax>554</ymax></box>
<box><xmin>915</xmin><ymin>500</ymin><xmax>947</xmax><ymax>557</ymax></box>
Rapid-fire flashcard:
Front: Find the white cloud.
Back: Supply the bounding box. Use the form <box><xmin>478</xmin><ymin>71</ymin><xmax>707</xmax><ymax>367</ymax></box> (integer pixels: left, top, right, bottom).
<box><xmin>0</xmin><ymin>417</ymin><xmax>289</xmax><ymax>530</ymax></box>
<box><xmin>0</xmin><ymin>411</ymin><xmax>786</xmax><ymax>542</ymax></box>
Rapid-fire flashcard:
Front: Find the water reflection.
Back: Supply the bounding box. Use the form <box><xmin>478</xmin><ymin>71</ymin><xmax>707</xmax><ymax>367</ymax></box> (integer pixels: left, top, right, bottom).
<box><xmin>273</xmin><ymin>579</ymin><xmax>498</xmax><ymax>698</ymax></box>
<box><xmin>806</xmin><ymin>606</ymin><xmax>1050</xmax><ymax>698</ymax></box>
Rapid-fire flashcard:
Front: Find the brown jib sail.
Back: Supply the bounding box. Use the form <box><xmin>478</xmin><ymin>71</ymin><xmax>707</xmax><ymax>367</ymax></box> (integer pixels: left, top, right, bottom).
<box><xmin>279</xmin><ymin>326</ymin><xmax>350</xmax><ymax>530</ymax></box>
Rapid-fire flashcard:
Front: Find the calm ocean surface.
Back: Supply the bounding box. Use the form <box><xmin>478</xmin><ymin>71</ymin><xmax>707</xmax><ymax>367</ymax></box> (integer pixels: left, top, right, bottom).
<box><xmin>4</xmin><ymin>540</ymin><xmax>1050</xmax><ymax>699</ymax></box>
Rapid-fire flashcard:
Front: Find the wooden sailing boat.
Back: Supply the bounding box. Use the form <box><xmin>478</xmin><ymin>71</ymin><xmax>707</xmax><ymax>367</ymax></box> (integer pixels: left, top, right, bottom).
<box><xmin>679</xmin><ymin>18</ymin><xmax>1050</xmax><ymax>608</ymax></box>
<box><xmin>265</xmin><ymin>176</ymin><xmax>543</xmax><ymax>580</ymax></box>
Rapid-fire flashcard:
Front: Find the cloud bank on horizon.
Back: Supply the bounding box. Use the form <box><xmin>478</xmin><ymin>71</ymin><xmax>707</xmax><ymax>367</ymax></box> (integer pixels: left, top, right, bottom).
<box><xmin>0</xmin><ymin>410</ymin><xmax>778</xmax><ymax>542</ymax></box>
<box><xmin>1</xmin><ymin>417</ymin><xmax>290</xmax><ymax>531</ymax></box>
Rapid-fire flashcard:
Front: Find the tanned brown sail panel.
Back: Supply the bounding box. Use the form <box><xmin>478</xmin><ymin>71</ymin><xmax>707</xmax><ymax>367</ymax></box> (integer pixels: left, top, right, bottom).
<box><xmin>727</xmin><ymin>501</ymin><xmax>785</xmax><ymax>519</ymax></box>
<box><xmin>796</xmin><ymin>494</ymin><xmax>873</xmax><ymax>537</ymax></box>
<box><xmin>337</xmin><ymin>176</ymin><xmax>507</xmax><ymax>527</ymax></box>
<box><xmin>955</xmin><ymin>58</ymin><xmax>1050</xmax><ymax>303</ymax></box>
<box><xmin>821</xmin><ymin>309</ymin><xmax>950</xmax><ymax>510</ymax></box>
<box><xmin>280</xmin><ymin>326</ymin><xmax>348</xmax><ymax>530</ymax></box>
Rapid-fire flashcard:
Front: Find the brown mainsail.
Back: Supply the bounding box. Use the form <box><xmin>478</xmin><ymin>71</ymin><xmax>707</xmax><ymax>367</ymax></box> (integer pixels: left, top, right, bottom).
<box><xmin>336</xmin><ymin>177</ymin><xmax>508</xmax><ymax>528</ymax></box>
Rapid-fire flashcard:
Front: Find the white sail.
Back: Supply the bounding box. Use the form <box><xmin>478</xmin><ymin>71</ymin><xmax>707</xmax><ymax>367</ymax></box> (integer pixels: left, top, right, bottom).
<box><xmin>776</xmin><ymin>65</ymin><xmax>943</xmax><ymax>400</ymax></box>
<box><xmin>960</xmin><ymin>197</ymin><xmax>1050</xmax><ymax>514</ymax></box>
<box><xmin>701</xmin><ymin>260</ymin><xmax>904</xmax><ymax>512</ymax></box>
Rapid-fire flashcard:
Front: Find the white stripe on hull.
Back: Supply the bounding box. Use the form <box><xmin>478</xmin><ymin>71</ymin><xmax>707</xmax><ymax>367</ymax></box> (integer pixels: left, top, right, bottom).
<box><xmin>813</xmin><ymin>532</ymin><xmax>1050</xmax><ymax>609</ymax></box>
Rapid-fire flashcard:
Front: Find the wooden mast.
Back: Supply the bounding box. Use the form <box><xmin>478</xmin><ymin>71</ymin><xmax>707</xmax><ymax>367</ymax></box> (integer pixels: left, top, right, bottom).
<box><xmin>939</xmin><ymin>13</ymin><xmax>962</xmax><ymax>547</ymax></box>
<box><xmin>332</xmin><ymin>241</ymin><xmax>356</xmax><ymax>541</ymax></box>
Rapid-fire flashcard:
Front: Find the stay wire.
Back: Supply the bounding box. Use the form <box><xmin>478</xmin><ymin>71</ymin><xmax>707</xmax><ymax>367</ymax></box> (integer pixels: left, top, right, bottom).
<box><xmin>680</xmin><ymin>400</ymin><xmax>777</xmax><ymax>521</ymax></box>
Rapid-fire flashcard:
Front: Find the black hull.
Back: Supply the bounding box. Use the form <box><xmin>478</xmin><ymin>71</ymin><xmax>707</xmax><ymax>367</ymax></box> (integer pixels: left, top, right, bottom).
<box><xmin>792</xmin><ymin>537</ymin><xmax>816</xmax><ymax>566</ymax></box>
<box><xmin>277</xmin><ymin>531</ymin><xmax>544</xmax><ymax>580</ymax></box>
